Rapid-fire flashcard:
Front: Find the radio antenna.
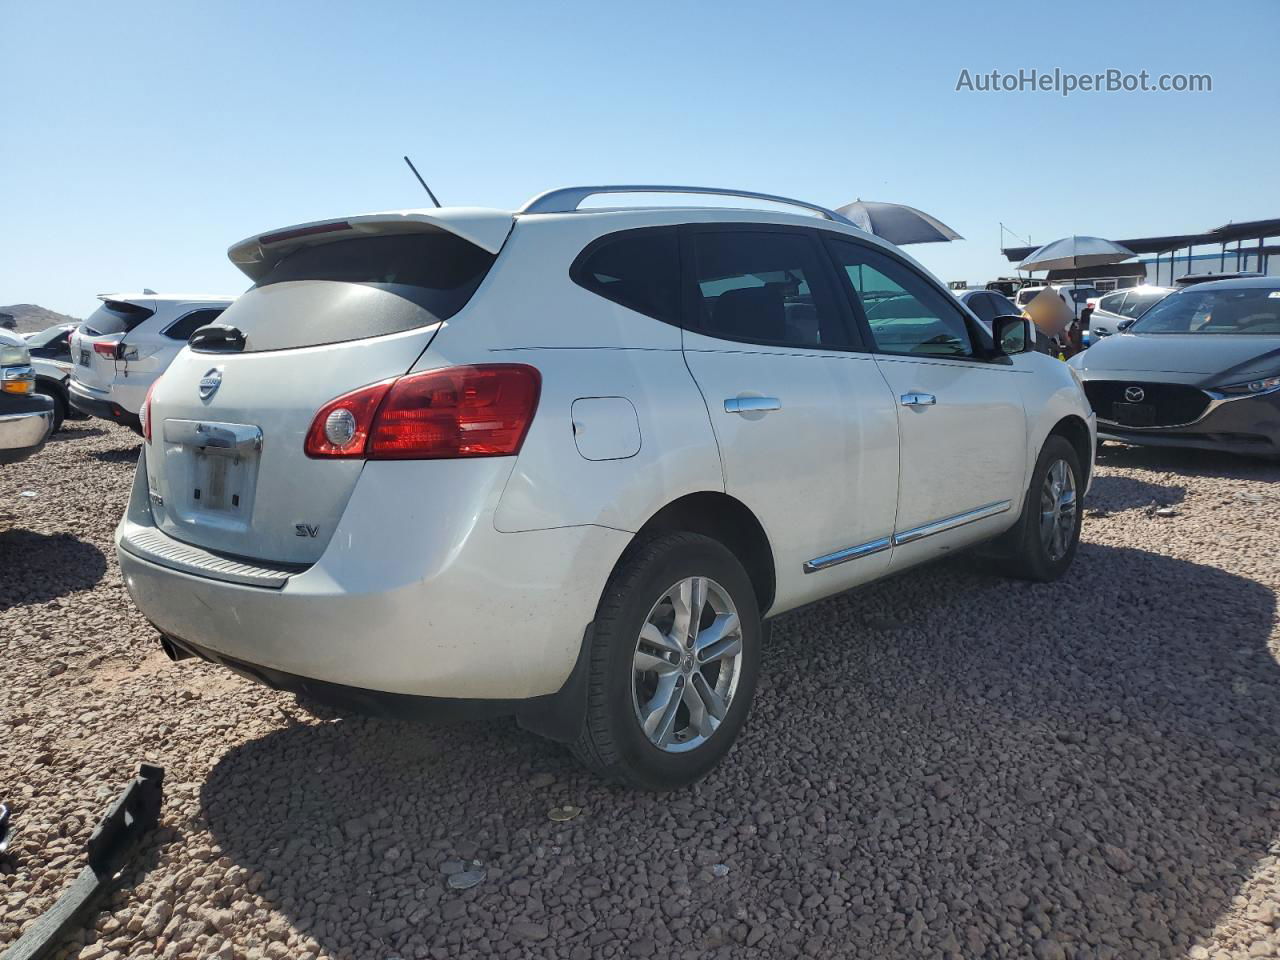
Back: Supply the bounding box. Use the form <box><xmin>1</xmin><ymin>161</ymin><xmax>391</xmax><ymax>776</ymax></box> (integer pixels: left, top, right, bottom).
<box><xmin>403</xmin><ymin>156</ymin><xmax>442</xmax><ymax>208</ymax></box>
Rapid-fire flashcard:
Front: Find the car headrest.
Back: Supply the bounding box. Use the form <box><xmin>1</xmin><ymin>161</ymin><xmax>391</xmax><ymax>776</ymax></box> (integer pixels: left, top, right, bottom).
<box><xmin>709</xmin><ymin>286</ymin><xmax>785</xmax><ymax>342</ymax></box>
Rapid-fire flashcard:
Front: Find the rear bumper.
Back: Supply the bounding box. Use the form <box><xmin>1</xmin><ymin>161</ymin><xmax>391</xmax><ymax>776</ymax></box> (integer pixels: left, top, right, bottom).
<box><xmin>116</xmin><ymin>454</ymin><xmax>631</xmax><ymax>701</ymax></box>
<box><xmin>68</xmin><ymin>380</ymin><xmax>141</xmax><ymax>431</ymax></box>
<box><xmin>0</xmin><ymin>396</ymin><xmax>54</xmax><ymax>465</ymax></box>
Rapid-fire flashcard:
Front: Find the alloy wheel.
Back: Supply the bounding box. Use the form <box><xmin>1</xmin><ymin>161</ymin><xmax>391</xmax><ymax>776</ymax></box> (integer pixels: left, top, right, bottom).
<box><xmin>1039</xmin><ymin>458</ymin><xmax>1078</xmax><ymax>562</ymax></box>
<box><xmin>631</xmin><ymin>576</ymin><xmax>744</xmax><ymax>754</ymax></box>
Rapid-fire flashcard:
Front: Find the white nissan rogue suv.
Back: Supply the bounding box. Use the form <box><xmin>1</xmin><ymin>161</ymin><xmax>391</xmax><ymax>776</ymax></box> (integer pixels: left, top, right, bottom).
<box><xmin>117</xmin><ymin>186</ymin><xmax>1095</xmax><ymax>789</ymax></box>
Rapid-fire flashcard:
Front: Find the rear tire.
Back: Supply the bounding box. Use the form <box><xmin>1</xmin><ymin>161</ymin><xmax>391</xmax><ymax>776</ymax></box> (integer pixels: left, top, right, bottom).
<box><xmin>998</xmin><ymin>435</ymin><xmax>1083</xmax><ymax>582</ymax></box>
<box><xmin>572</xmin><ymin>533</ymin><xmax>761</xmax><ymax>790</ymax></box>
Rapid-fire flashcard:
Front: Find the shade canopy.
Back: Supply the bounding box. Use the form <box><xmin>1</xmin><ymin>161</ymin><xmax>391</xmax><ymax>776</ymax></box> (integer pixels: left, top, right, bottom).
<box><xmin>1016</xmin><ymin>235</ymin><xmax>1136</xmax><ymax>272</ymax></box>
<box><xmin>834</xmin><ymin>200</ymin><xmax>963</xmax><ymax>246</ymax></box>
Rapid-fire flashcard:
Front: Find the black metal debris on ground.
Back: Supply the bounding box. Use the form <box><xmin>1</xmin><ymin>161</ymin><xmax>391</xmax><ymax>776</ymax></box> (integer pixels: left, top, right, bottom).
<box><xmin>1</xmin><ymin>764</ymin><xmax>165</xmax><ymax>960</ymax></box>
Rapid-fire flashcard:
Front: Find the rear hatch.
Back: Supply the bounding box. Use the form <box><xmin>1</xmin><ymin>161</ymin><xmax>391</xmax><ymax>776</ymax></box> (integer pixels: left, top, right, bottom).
<box><xmin>71</xmin><ymin>298</ymin><xmax>155</xmax><ymax>394</ymax></box>
<box><xmin>143</xmin><ymin>211</ymin><xmax>512</xmax><ymax>566</ymax></box>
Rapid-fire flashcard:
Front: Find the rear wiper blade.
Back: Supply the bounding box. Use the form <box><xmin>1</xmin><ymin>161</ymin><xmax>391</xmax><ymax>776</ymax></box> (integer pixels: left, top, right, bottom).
<box><xmin>189</xmin><ymin>324</ymin><xmax>246</xmax><ymax>353</ymax></box>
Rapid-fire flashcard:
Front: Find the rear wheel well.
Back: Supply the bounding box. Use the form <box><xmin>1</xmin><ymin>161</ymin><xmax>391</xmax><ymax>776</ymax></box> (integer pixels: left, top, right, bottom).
<box><xmin>627</xmin><ymin>493</ymin><xmax>776</xmax><ymax>614</ymax></box>
<box><xmin>1049</xmin><ymin>415</ymin><xmax>1092</xmax><ymax>486</ymax></box>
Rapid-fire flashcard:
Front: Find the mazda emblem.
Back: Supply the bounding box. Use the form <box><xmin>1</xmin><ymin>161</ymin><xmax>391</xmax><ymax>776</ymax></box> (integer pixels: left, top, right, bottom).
<box><xmin>1124</xmin><ymin>386</ymin><xmax>1145</xmax><ymax>403</ymax></box>
<box><xmin>198</xmin><ymin>368</ymin><xmax>223</xmax><ymax>400</ymax></box>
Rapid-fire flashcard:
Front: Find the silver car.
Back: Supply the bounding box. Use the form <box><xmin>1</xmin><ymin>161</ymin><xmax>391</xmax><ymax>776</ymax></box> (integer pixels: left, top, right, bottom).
<box><xmin>1084</xmin><ymin>286</ymin><xmax>1173</xmax><ymax>344</ymax></box>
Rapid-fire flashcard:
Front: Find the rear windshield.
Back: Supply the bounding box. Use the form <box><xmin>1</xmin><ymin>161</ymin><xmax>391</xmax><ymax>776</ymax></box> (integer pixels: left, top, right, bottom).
<box><xmin>255</xmin><ymin>233</ymin><xmax>495</xmax><ymax>318</ymax></box>
<box><xmin>203</xmin><ymin>232</ymin><xmax>498</xmax><ymax>353</ymax></box>
<box><xmin>1131</xmin><ymin>287</ymin><xmax>1280</xmax><ymax>335</ymax></box>
<box><xmin>1016</xmin><ymin>288</ymin><xmax>1045</xmax><ymax>305</ymax></box>
<box><xmin>81</xmin><ymin>301</ymin><xmax>155</xmax><ymax>336</ymax></box>
<box><xmin>1066</xmin><ymin>287</ymin><xmax>1099</xmax><ymax>303</ymax></box>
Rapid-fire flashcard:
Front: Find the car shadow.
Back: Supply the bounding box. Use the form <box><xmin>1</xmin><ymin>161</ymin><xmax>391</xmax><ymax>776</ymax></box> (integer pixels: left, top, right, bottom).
<box><xmin>198</xmin><ymin>544</ymin><xmax>1278</xmax><ymax>959</ymax></box>
<box><xmin>90</xmin><ymin>446</ymin><xmax>141</xmax><ymax>464</ymax></box>
<box><xmin>1085</xmin><ymin>472</ymin><xmax>1186</xmax><ymax>513</ymax></box>
<box><xmin>1099</xmin><ymin>442</ymin><xmax>1280</xmax><ymax>482</ymax></box>
<box><xmin>48</xmin><ymin>426</ymin><xmax>105</xmax><ymax>442</ymax></box>
<box><xmin>0</xmin><ymin>531</ymin><xmax>107</xmax><ymax>611</ymax></box>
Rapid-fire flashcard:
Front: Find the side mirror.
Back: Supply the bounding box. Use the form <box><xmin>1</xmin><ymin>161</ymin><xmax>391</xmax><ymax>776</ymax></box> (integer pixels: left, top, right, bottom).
<box><xmin>992</xmin><ymin>315</ymin><xmax>1032</xmax><ymax>355</ymax></box>
<box><xmin>1117</xmin><ymin>318</ymin><xmax>1135</xmax><ymax>331</ymax></box>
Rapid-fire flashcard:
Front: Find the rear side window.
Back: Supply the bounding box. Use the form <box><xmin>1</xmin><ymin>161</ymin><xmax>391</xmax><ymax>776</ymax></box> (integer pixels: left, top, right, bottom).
<box><xmin>82</xmin><ymin>301</ymin><xmax>156</xmax><ymax>336</ymax></box>
<box><xmin>164</xmin><ymin>309</ymin><xmax>225</xmax><ymax>341</ymax></box>
<box><xmin>571</xmin><ymin>228</ymin><xmax>681</xmax><ymax>323</ymax></box>
<box><xmin>689</xmin><ymin>230</ymin><xmax>850</xmax><ymax>349</ymax></box>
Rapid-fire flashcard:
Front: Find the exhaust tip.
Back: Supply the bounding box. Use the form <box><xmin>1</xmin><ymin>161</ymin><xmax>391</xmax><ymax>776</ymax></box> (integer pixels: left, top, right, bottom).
<box><xmin>158</xmin><ymin>635</ymin><xmax>193</xmax><ymax>662</ymax></box>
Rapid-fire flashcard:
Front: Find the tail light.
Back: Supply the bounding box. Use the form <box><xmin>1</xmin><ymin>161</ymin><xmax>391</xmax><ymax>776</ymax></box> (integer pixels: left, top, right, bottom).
<box><xmin>141</xmin><ymin>379</ymin><xmax>160</xmax><ymax>443</ymax></box>
<box><xmin>93</xmin><ymin>341</ymin><xmax>118</xmax><ymax>357</ymax></box>
<box><xmin>305</xmin><ymin>364</ymin><xmax>541</xmax><ymax>460</ymax></box>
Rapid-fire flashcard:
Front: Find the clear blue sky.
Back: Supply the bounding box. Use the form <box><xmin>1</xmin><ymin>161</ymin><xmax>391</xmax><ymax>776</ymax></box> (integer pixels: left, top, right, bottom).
<box><xmin>3</xmin><ymin>0</ymin><xmax>1275</xmax><ymax>316</ymax></box>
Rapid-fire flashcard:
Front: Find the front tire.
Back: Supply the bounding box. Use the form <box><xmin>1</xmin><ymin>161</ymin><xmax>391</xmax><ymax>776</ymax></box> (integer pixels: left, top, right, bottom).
<box><xmin>999</xmin><ymin>435</ymin><xmax>1083</xmax><ymax>582</ymax></box>
<box><xmin>572</xmin><ymin>533</ymin><xmax>761</xmax><ymax>790</ymax></box>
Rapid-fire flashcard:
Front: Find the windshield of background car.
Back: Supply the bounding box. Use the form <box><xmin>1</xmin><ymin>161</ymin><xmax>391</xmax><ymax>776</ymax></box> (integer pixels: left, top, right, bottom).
<box><xmin>1068</xmin><ymin>287</ymin><xmax>1099</xmax><ymax>303</ymax></box>
<box><xmin>1015</xmin><ymin>288</ymin><xmax>1043</xmax><ymax>306</ymax></box>
<box><xmin>1130</xmin><ymin>287</ymin><xmax>1280</xmax><ymax>335</ymax></box>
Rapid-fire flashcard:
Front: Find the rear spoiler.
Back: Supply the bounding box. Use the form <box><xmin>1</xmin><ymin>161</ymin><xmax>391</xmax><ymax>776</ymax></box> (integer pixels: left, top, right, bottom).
<box><xmin>227</xmin><ymin>208</ymin><xmax>515</xmax><ymax>283</ymax></box>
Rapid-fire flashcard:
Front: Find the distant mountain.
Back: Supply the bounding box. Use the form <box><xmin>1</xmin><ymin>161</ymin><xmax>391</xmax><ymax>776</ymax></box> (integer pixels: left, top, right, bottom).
<box><xmin>0</xmin><ymin>304</ymin><xmax>81</xmax><ymax>335</ymax></box>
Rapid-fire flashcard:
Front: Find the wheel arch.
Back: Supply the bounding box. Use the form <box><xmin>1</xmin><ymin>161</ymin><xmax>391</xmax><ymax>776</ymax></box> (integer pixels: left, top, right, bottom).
<box><xmin>626</xmin><ymin>491</ymin><xmax>776</xmax><ymax>615</ymax></box>
<box><xmin>1048</xmin><ymin>414</ymin><xmax>1093</xmax><ymax>487</ymax></box>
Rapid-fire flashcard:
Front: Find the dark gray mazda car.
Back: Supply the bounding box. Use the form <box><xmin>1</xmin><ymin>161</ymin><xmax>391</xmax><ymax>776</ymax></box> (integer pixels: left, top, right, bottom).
<box><xmin>1069</xmin><ymin>276</ymin><xmax>1280</xmax><ymax>459</ymax></box>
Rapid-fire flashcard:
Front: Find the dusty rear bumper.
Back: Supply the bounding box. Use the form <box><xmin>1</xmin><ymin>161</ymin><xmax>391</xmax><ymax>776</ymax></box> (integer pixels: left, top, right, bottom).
<box><xmin>116</xmin><ymin>454</ymin><xmax>631</xmax><ymax>701</ymax></box>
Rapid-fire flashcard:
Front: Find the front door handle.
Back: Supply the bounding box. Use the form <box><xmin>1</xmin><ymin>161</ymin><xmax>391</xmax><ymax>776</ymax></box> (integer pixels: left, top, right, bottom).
<box><xmin>724</xmin><ymin>396</ymin><xmax>781</xmax><ymax>415</ymax></box>
<box><xmin>900</xmin><ymin>392</ymin><xmax>937</xmax><ymax>407</ymax></box>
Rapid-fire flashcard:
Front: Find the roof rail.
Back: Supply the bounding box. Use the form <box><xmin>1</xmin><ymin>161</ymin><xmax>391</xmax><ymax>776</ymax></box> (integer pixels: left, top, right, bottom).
<box><xmin>519</xmin><ymin>185</ymin><xmax>855</xmax><ymax>225</ymax></box>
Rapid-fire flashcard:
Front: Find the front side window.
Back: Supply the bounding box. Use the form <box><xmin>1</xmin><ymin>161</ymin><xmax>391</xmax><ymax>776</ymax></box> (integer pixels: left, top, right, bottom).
<box><xmin>1131</xmin><ymin>287</ymin><xmax>1280</xmax><ymax>335</ymax></box>
<box><xmin>689</xmin><ymin>231</ymin><xmax>849</xmax><ymax>348</ymax></box>
<box><xmin>1120</xmin><ymin>291</ymin><xmax>1167</xmax><ymax>318</ymax></box>
<box><xmin>828</xmin><ymin>239</ymin><xmax>974</xmax><ymax>357</ymax></box>
<box><xmin>571</xmin><ymin>228</ymin><xmax>681</xmax><ymax>323</ymax></box>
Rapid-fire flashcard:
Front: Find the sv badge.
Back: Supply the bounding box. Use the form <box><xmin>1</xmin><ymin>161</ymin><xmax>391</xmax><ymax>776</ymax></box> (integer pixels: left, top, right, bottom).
<box><xmin>295</xmin><ymin>524</ymin><xmax>319</xmax><ymax>538</ymax></box>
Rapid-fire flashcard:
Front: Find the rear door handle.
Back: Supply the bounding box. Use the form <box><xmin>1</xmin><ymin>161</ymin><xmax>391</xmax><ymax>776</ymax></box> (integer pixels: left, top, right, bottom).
<box><xmin>900</xmin><ymin>392</ymin><xmax>936</xmax><ymax>407</ymax></box>
<box><xmin>724</xmin><ymin>397</ymin><xmax>781</xmax><ymax>414</ymax></box>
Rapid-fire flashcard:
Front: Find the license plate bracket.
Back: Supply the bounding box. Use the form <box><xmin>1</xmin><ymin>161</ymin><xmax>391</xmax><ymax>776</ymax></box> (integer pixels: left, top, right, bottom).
<box><xmin>1111</xmin><ymin>401</ymin><xmax>1156</xmax><ymax>426</ymax></box>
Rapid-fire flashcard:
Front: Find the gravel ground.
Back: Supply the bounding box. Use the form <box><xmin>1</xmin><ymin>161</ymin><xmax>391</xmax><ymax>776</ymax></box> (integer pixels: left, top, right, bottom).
<box><xmin>3</xmin><ymin>422</ymin><xmax>1279</xmax><ymax>960</ymax></box>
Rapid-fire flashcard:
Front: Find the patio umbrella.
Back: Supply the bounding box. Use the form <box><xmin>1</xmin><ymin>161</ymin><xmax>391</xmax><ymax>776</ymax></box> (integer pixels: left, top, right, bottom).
<box><xmin>834</xmin><ymin>200</ymin><xmax>963</xmax><ymax>245</ymax></box>
<box><xmin>1016</xmin><ymin>235</ymin><xmax>1136</xmax><ymax>272</ymax></box>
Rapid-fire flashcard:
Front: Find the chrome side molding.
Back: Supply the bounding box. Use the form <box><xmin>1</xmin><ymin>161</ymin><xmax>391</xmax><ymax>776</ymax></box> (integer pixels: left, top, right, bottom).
<box><xmin>892</xmin><ymin>500</ymin><xmax>1012</xmax><ymax>546</ymax></box>
<box><xmin>803</xmin><ymin>500</ymin><xmax>1013</xmax><ymax>574</ymax></box>
<box><xmin>803</xmin><ymin>536</ymin><xmax>892</xmax><ymax>574</ymax></box>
